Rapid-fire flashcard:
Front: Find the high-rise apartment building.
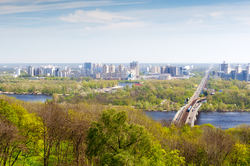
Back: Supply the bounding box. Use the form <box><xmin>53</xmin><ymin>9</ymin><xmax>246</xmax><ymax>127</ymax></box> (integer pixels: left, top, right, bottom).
<box><xmin>224</xmin><ymin>64</ymin><xmax>231</xmax><ymax>74</ymax></box>
<box><xmin>118</xmin><ymin>64</ymin><xmax>124</xmax><ymax>72</ymax></box>
<box><xmin>169</xmin><ymin>66</ymin><xmax>178</xmax><ymax>76</ymax></box>
<box><xmin>243</xmin><ymin>70</ymin><xmax>248</xmax><ymax>82</ymax></box>
<box><xmin>15</xmin><ymin>68</ymin><xmax>20</xmax><ymax>76</ymax></box>
<box><xmin>28</xmin><ymin>66</ymin><xmax>34</xmax><ymax>76</ymax></box>
<box><xmin>84</xmin><ymin>62</ymin><xmax>92</xmax><ymax>74</ymax></box>
<box><xmin>55</xmin><ymin>68</ymin><xmax>62</xmax><ymax>77</ymax></box>
<box><xmin>109</xmin><ymin>64</ymin><xmax>115</xmax><ymax>73</ymax></box>
<box><xmin>35</xmin><ymin>68</ymin><xmax>43</xmax><ymax>76</ymax></box>
<box><xmin>231</xmin><ymin>70</ymin><xmax>237</xmax><ymax>80</ymax></box>
<box><xmin>151</xmin><ymin>66</ymin><xmax>160</xmax><ymax>73</ymax></box>
<box><xmin>246</xmin><ymin>64</ymin><xmax>250</xmax><ymax>73</ymax></box>
<box><xmin>220</xmin><ymin>61</ymin><xmax>229</xmax><ymax>72</ymax></box>
<box><xmin>43</xmin><ymin>68</ymin><xmax>54</xmax><ymax>76</ymax></box>
<box><xmin>130</xmin><ymin>61</ymin><xmax>139</xmax><ymax>77</ymax></box>
<box><xmin>103</xmin><ymin>64</ymin><xmax>109</xmax><ymax>73</ymax></box>
<box><xmin>236</xmin><ymin>64</ymin><xmax>242</xmax><ymax>74</ymax></box>
<box><xmin>160</xmin><ymin>66</ymin><xmax>165</xmax><ymax>74</ymax></box>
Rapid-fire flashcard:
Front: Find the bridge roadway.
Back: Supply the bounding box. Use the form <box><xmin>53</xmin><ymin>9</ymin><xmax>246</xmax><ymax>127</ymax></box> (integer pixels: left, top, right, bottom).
<box><xmin>172</xmin><ymin>65</ymin><xmax>213</xmax><ymax>126</ymax></box>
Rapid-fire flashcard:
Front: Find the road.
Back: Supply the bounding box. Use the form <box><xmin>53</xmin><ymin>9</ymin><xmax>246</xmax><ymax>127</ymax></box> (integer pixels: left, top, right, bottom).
<box><xmin>185</xmin><ymin>101</ymin><xmax>202</xmax><ymax>125</ymax></box>
<box><xmin>172</xmin><ymin>65</ymin><xmax>213</xmax><ymax>125</ymax></box>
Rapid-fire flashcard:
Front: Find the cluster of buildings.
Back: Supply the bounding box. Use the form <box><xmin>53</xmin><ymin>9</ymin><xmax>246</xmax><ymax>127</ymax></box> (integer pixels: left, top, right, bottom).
<box><xmin>150</xmin><ymin>65</ymin><xmax>192</xmax><ymax>76</ymax></box>
<box><xmin>214</xmin><ymin>61</ymin><xmax>250</xmax><ymax>81</ymax></box>
<box><xmin>83</xmin><ymin>61</ymin><xmax>139</xmax><ymax>80</ymax></box>
<box><xmin>19</xmin><ymin>61</ymin><xmax>193</xmax><ymax>80</ymax></box>
<box><xmin>27</xmin><ymin>65</ymin><xmax>71</xmax><ymax>77</ymax></box>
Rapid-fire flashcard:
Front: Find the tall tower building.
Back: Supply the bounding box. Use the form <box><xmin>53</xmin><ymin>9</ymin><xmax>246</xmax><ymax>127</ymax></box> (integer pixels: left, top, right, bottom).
<box><xmin>109</xmin><ymin>64</ymin><xmax>115</xmax><ymax>73</ymax></box>
<box><xmin>130</xmin><ymin>61</ymin><xmax>139</xmax><ymax>77</ymax></box>
<box><xmin>28</xmin><ymin>66</ymin><xmax>34</xmax><ymax>77</ymax></box>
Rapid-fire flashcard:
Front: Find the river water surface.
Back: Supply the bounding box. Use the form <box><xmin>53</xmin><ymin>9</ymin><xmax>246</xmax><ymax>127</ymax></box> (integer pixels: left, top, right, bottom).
<box><xmin>2</xmin><ymin>94</ymin><xmax>52</xmax><ymax>103</ymax></box>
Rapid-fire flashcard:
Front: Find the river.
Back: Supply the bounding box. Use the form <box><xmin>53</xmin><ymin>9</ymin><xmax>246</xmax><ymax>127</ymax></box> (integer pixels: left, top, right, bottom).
<box><xmin>2</xmin><ymin>94</ymin><xmax>52</xmax><ymax>103</ymax></box>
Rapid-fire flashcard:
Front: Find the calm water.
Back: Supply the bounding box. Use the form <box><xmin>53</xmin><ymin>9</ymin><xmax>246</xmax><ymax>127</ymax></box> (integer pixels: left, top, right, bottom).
<box><xmin>2</xmin><ymin>94</ymin><xmax>52</xmax><ymax>103</ymax></box>
<box><xmin>195</xmin><ymin>112</ymin><xmax>250</xmax><ymax>129</ymax></box>
<box><xmin>145</xmin><ymin>111</ymin><xmax>250</xmax><ymax>129</ymax></box>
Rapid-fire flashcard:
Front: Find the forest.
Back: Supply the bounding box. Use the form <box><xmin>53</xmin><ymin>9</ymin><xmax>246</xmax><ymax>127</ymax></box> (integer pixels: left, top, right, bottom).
<box><xmin>200</xmin><ymin>78</ymin><xmax>250</xmax><ymax>111</ymax></box>
<box><xmin>63</xmin><ymin>78</ymin><xmax>200</xmax><ymax>111</ymax></box>
<box><xmin>1</xmin><ymin>95</ymin><xmax>250</xmax><ymax>166</ymax></box>
<box><xmin>0</xmin><ymin>76</ymin><xmax>118</xmax><ymax>94</ymax></box>
<box><xmin>0</xmin><ymin>74</ymin><xmax>203</xmax><ymax>111</ymax></box>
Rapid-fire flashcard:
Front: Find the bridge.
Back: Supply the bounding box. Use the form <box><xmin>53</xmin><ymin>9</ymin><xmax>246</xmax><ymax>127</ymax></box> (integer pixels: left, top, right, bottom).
<box><xmin>172</xmin><ymin>65</ymin><xmax>213</xmax><ymax>127</ymax></box>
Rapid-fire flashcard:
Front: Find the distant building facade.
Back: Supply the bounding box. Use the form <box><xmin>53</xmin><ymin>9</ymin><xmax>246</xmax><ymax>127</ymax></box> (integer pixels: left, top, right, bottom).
<box><xmin>28</xmin><ymin>66</ymin><xmax>34</xmax><ymax>76</ymax></box>
<box><xmin>130</xmin><ymin>61</ymin><xmax>139</xmax><ymax>77</ymax></box>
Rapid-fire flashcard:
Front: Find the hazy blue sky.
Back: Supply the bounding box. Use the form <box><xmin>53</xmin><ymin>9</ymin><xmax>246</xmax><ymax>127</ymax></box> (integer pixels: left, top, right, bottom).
<box><xmin>0</xmin><ymin>0</ymin><xmax>250</xmax><ymax>63</ymax></box>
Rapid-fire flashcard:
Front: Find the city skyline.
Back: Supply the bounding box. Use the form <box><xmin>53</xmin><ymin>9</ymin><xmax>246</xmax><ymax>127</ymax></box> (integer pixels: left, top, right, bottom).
<box><xmin>1</xmin><ymin>0</ymin><xmax>250</xmax><ymax>63</ymax></box>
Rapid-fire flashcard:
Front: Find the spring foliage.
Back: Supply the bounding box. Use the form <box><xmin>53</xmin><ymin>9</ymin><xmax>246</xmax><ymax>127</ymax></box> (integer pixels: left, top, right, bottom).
<box><xmin>0</xmin><ymin>95</ymin><xmax>250</xmax><ymax>165</ymax></box>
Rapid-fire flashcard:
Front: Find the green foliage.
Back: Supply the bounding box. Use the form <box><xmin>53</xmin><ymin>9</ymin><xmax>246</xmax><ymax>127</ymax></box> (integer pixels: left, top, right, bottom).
<box><xmin>86</xmin><ymin>108</ymin><xmax>185</xmax><ymax>166</ymax></box>
<box><xmin>66</xmin><ymin>78</ymin><xmax>200</xmax><ymax>111</ymax></box>
<box><xmin>1</xmin><ymin>95</ymin><xmax>250</xmax><ymax>166</ymax></box>
<box><xmin>0</xmin><ymin>79</ymin><xmax>118</xmax><ymax>95</ymax></box>
<box><xmin>201</xmin><ymin>78</ymin><xmax>250</xmax><ymax>111</ymax></box>
<box><xmin>86</xmin><ymin>109</ymin><xmax>152</xmax><ymax>165</ymax></box>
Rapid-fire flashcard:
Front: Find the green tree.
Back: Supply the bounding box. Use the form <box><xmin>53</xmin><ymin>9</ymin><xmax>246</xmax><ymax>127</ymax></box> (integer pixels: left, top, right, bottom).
<box><xmin>86</xmin><ymin>109</ymin><xmax>167</xmax><ymax>165</ymax></box>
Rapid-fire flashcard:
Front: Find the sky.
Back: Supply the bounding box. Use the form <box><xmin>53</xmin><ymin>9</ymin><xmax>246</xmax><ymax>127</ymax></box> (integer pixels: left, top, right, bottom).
<box><xmin>0</xmin><ymin>0</ymin><xmax>250</xmax><ymax>63</ymax></box>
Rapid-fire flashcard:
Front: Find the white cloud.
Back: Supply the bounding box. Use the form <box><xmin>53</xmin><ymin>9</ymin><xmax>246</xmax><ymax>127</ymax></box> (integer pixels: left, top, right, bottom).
<box><xmin>60</xmin><ymin>9</ymin><xmax>136</xmax><ymax>23</ymax></box>
<box><xmin>0</xmin><ymin>1</ymin><xmax>142</xmax><ymax>15</ymax></box>
<box><xmin>186</xmin><ymin>18</ymin><xmax>203</xmax><ymax>25</ymax></box>
<box><xmin>96</xmin><ymin>21</ymin><xmax>147</xmax><ymax>30</ymax></box>
<box><xmin>209</xmin><ymin>11</ymin><xmax>224</xmax><ymax>19</ymax></box>
<box><xmin>233</xmin><ymin>17</ymin><xmax>250</xmax><ymax>25</ymax></box>
<box><xmin>0</xmin><ymin>0</ymin><xmax>67</xmax><ymax>4</ymax></box>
